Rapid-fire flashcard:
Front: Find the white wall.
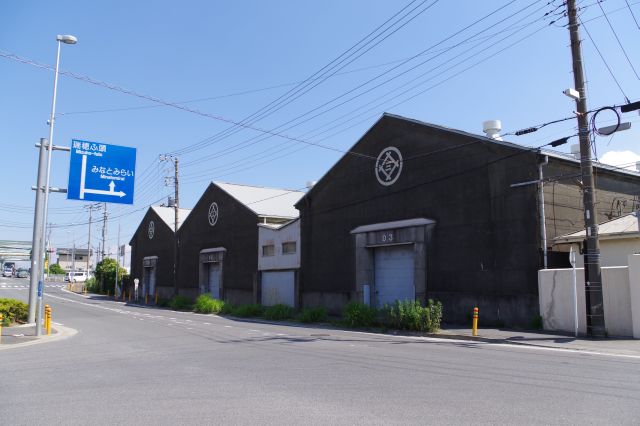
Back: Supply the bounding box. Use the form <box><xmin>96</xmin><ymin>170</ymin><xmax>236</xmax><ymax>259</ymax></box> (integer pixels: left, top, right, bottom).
<box><xmin>538</xmin><ymin>265</ymin><xmax>635</xmax><ymax>337</ymax></box>
<box><xmin>629</xmin><ymin>254</ymin><xmax>640</xmax><ymax>338</ymax></box>
<box><xmin>258</xmin><ymin>220</ymin><xmax>300</xmax><ymax>271</ymax></box>
<box><xmin>563</xmin><ymin>238</ymin><xmax>640</xmax><ymax>268</ymax></box>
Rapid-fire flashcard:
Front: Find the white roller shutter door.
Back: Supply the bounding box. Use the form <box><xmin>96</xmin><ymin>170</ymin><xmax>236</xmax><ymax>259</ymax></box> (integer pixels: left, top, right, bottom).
<box><xmin>261</xmin><ymin>271</ymin><xmax>295</xmax><ymax>307</ymax></box>
<box><xmin>208</xmin><ymin>263</ymin><xmax>221</xmax><ymax>299</ymax></box>
<box><xmin>374</xmin><ymin>245</ymin><xmax>414</xmax><ymax>307</ymax></box>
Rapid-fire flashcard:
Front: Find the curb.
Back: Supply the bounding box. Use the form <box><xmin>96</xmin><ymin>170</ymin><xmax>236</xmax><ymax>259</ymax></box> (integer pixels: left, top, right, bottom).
<box><xmin>0</xmin><ymin>324</ymin><xmax>78</xmax><ymax>351</ymax></box>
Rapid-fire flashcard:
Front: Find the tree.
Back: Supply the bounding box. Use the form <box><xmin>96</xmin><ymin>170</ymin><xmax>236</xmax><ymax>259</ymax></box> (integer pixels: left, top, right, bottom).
<box><xmin>95</xmin><ymin>258</ymin><xmax>128</xmax><ymax>294</ymax></box>
<box><xmin>49</xmin><ymin>263</ymin><xmax>66</xmax><ymax>275</ymax></box>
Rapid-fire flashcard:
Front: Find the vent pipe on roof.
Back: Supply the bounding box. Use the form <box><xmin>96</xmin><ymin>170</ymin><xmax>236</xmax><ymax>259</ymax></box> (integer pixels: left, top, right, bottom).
<box><xmin>482</xmin><ymin>120</ymin><xmax>502</xmax><ymax>141</ymax></box>
<box><xmin>570</xmin><ymin>144</ymin><xmax>581</xmax><ymax>159</ymax></box>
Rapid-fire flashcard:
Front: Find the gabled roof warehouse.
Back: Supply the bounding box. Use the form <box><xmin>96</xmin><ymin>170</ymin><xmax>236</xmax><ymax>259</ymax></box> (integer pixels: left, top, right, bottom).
<box><xmin>295</xmin><ymin>113</ymin><xmax>640</xmax><ymax>326</ymax></box>
<box><xmin>129</xmin><ymin>206</ymin><xmax>191</xmax><ymax>298</ymax></box>
<box><xmin>177</xmin><ymin>182</ymin><xmax>304</xmax><ymax>303</ymax></box>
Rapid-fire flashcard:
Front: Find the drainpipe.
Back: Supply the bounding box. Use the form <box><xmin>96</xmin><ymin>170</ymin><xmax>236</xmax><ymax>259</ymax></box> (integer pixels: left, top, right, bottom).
<box><xmin>539</xmin><ymin>155</ymin><xmax>549</xmax><ymax>269</ymax></box>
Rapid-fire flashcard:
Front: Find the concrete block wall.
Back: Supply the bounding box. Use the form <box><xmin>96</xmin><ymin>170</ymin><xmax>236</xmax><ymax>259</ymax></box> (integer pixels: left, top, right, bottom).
<box><xmin>539</xmin><ymin>264</ymin><xmax>635</xmax><ymax>338</ymax></box>
<box><xmin>629</xmin><ymin>255</ymin><xmax>640</xmax><ymax>338</ymax></box>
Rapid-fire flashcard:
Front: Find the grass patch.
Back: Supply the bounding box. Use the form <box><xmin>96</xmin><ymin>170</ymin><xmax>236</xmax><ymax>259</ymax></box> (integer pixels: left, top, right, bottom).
<box><xmin>263</xmin><ymin>304</ymin><xmax>294</xmax><ymax>321</ymax></box>
<box><xmin>194</xmin><ymin>294</ymin><xmax>226</xmax><ymax>314</ymax></box>
<box><xmin>169</xmin><ymin>295</ymin><xmax>193</xmax><ymax>311</ymax></box>
<box><xmin>343</xmin><ymin>302</ymin><xmax>377</xmax><ymax>328</ymax></box>
<box><xmin>298</xmin><ymin>307</ymin><xmax>327</xmax><ymax>323</ymax></box>
<box><xmin>231</xmin><ymin>304</ymin><xmax>263</xmax><ymax>318</ymax></box>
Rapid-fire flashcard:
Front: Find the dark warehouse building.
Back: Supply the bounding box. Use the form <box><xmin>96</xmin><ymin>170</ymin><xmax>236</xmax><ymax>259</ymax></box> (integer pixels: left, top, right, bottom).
<box><xmin>295</xmin><ymin>113</ymin><xmax>640</xmax><ymax>326</ymax></box>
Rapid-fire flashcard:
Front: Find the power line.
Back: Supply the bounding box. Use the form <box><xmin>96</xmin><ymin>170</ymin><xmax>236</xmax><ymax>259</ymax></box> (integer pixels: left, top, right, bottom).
<box><xmin>168</xmin><ymin>0</ymin><xmax>441</xmax><ymax>157</ymax></box>
<box><xmin>596</xmin><ymin>0</ymin><xmax>640</xmax><ymax>79</ymax></box>
<box><xmin>578</xmin><ymin>16</ymin><xmax>631</xmax><ymax>102</ymax></box>
<box><xmin>625</xmin><ymin>0</ymin><xmax>640</xmax><ymax>30</ymax></box>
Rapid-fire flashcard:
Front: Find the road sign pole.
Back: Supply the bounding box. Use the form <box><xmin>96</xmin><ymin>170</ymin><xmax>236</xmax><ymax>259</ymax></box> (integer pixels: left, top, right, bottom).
<box><xmin>28</xmin><ymin>138</ymin><xmax>47</xmax><ymax>323</ymax></box>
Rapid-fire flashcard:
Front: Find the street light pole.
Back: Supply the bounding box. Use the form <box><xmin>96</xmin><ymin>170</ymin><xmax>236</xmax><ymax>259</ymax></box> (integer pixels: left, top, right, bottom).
<box><xmin>35</xmin><ymin>34</ymin><xmax>77</xmax><ymax>336</ymax></box>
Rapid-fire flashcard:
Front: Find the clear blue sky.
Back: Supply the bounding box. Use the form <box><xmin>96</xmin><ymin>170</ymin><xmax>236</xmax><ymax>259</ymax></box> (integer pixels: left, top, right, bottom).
<box><xmin>1</xmin><ymin>0</ymin><xmax>639</xmax><ymax>257</ymax></box>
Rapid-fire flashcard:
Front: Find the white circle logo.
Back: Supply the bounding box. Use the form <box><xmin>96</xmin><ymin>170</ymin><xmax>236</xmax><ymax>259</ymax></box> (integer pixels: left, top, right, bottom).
<box><xmin>148</xmin><ymin>221</ymin><xmax>155</xmax><ymax>239</ymax></box>
<box><xmin>375</xmin><ymin>146</ymin><xmax>403</xmax><ymax>186</ymax></box>
<box><xmin>208</xmin><ymin>202</ymin><xmax>219</xmax><ymax>226</ymax></box>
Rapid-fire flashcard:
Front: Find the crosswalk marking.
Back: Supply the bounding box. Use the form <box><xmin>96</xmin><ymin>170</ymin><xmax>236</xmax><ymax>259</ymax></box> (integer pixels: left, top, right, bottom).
<box><xmin>0</xmin><ymin>284</ymin><xmax>66</xmax><ymax>290</ymax></box>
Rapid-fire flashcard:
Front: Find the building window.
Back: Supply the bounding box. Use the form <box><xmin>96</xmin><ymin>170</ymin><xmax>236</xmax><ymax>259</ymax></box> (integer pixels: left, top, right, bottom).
<box><xmin>262</xmin><ymin>245</ymin><xmax>275</xmax><ymax>257</ymax></box>
<box><xmin>282</xmin><ymin>241</ymin><xmax>296</xmax><ymax>255</ymax></box>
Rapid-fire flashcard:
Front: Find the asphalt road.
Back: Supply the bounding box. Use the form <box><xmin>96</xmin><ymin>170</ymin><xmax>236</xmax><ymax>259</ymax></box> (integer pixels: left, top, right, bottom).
<box><xmin>1</xmin><ymin>279</ymin><xmax>640</xmax><ymax>425</ymax></box>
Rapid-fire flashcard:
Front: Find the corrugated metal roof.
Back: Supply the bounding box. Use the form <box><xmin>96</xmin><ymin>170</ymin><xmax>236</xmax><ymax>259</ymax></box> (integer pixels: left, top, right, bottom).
<box><xmin>554</xmin><ymin>212</ymin><xmax>640</xmax><ymax>243</ymax></box>
<box><xmin>151</xmin><ymin>206</ymin><xmax>191</xmax><ymax>231</ymax></box>
<box><xmin>215</xmin><ymin>182</ymin><xmax>304</xmax><ymax>218</ymax></box>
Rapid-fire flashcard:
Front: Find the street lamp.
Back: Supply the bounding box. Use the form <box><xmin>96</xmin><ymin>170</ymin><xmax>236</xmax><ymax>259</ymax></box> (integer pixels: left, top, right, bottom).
<box><xmin>35</xmin><ymin>34</ymin><xmax>77</xmax><ymax>336</ymax></box>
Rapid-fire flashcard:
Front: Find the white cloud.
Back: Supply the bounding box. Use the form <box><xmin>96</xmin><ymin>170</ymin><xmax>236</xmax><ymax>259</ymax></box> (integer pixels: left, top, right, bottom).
<box><xmin>599</xmin><ymin>150</ymin><xmax>640</xmax><ymax>171</ymax></box>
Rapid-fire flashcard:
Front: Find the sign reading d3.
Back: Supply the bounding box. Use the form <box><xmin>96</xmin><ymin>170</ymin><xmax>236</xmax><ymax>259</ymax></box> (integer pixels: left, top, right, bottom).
<box><xmin>67</xmin><ymin>139</ymin><xmax>136</xmax><ymax>205</ymax></box>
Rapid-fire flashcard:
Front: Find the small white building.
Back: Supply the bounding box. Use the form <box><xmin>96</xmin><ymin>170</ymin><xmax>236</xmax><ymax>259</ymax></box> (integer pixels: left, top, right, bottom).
<box><xmin>56</xmin><ymin>248</ymin><xmax>93</xmax><ymax>272</ymax></box>
<box><xmin>553</xmin><ymin>212</ymin><xmax>640</xmax><ymax>267</ymax></box>
<box><xmin>258</xmin><ymin>218</ymin><xmax>300</xmax><ymax>307</ymax></box>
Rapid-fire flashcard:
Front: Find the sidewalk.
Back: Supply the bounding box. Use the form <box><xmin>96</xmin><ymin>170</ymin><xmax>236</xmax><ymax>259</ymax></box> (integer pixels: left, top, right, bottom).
<box><xmin>435</xmin><ymin>325</ymin><xmax>640</xmax><ymax>357</ymax></box>
<box><xmin>0</xmin><ymin>323</ymin><xmax>76</xmax><ymax>350</ymax></box>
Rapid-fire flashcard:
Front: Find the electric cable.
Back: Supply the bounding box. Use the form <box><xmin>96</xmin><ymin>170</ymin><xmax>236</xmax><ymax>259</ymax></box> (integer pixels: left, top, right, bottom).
<box><xmin>597</xmin><ymin>0</ymin><xmax>640</xmax><ymax>79</ymax></box>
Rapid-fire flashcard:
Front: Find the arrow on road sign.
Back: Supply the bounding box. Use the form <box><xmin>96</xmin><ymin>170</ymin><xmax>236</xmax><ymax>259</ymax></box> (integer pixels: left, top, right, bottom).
<box><xmin>84</xmin><ymin>180</ymin><xmax>126</xmax><ymax>198</ymax></box>
<box><xmin>79</xmin><ymin>156</ymin><xmax>126</xmax><ymax>199</ymax></box>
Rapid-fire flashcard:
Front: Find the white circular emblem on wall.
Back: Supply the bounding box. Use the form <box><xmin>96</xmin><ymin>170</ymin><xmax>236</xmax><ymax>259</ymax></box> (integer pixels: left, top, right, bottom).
<box><xmin>375</xmin><ymin>146</ymin><xmax>403</xmax><ymax>186</ymax></box>
<box><xmin>148</xmin><ymin>221</ymin><xmax>155</xmax><ymax>239</ymax></box>
<box><xmin>208</xmin><ymin>202</ymin><xmax>219</xmax><ymax>226</ymax></box>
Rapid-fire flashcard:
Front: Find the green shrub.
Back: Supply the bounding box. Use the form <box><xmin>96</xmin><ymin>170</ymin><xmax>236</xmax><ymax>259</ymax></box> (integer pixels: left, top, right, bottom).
<box><xmin>232</xmin><ymin>304</ymin><xmax>263</xmax><ymax>318</ymax></box>
<box><xmin>298</xmin><ymin>307</ymin><xmax>327</xmax><ymax>323</ymax></box>
<box><xmin>194</xmin><ymin>294</ymin><xmax>226</xmax><ymax>314</ymax></box>
<box><xmin>84</xmin><ymin>277</ymin><xmax>99</xmax><ymax>293</ymax></box>
<box><xmin>263</xmin><ymin>304</ymin><xmax>294</xmax><ymax>321</ymax></box>
<box><xmin>169</xmin><ymin>295</ymin><xmax>193</xmax><ymax>311</ymax></box>
<box><xmin>343</xmin><ymin>302</ymin><xmax>377</xmax><ymax>328</ymax></box>
<box><xmin>0</xmin><ymin>298</ymin><xmax>28</xmax><ymax>325</ymax></box>
<box><xmin>220</xmin><ymin>302</ymin><xmax>236</xmax><ymax>315</ymax></box>
<box><xmin>381</xmin><ymin>299</ymin><xmax>443</xmax><ymax>332</ymax></box>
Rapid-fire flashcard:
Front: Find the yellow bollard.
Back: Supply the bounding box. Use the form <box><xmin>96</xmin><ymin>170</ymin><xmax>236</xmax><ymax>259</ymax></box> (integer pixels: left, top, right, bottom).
<box><xmin>128</xmin><ymin>291</ymin><xmax>132</xmax><ymax>302</ymax></box>
<box><xmin>44</xmin><ymin>305</ymin><xmax>51</xmax><ymax>336</ymax></box>
<box><xmin>107</xmin><ymin>290</ymin><xmax>110</xmax><ymax>298</ymax></box>
<box><xmin>145</xmin><ymin>293</ymin><xmax>148</xmax><ymax>305</ymax></box>
<box><xmin>83</xmin><ymin>285</ymin><xmax>87</xmax><ymax>296</ymax></box>
<box><xmin>472</xmin><ymin>307</ymin><xmax>479</xmax><ymax>337</ymax></box>
<box><xmin>155</xmin><ymin>292</ymin><xmax>158</xmax><ymax>305</ymax></box>
<box><xmin>0</xmin><ymin>313</ymin><xmax>3</xmax><ymax>344</ymax></box>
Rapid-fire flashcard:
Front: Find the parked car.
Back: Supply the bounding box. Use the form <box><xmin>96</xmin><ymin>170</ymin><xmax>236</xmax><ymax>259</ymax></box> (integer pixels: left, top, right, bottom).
<box><xmin>65</xmin><ymin>271</ymin><xmax>89</xmax><ymax>282</ymax></box>
<box><xmin>3</xmin><ymin>266</ymin><xmax>14</xmax><ymax>277</ymax></box>
<box><xmin>16</xmin><ymin>269</ymin><xmax>29</xmax><ymax>278</ymax></box>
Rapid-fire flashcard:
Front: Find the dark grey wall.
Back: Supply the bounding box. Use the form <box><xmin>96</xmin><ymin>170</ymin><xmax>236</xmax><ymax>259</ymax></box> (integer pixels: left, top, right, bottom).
<box><xmin>543</xmin><ymin>160</ymin><xmax>640</xmax><ymax>241</ymax></box>
<box><xmin>129</xmin><ymin>208</ymin><xmax>175</xmax><ymax>295</ymax></box>
<box><xmin>177</xmin><ymin>183</ymin><xmax>258</xmax><ymax>303</ymax></box>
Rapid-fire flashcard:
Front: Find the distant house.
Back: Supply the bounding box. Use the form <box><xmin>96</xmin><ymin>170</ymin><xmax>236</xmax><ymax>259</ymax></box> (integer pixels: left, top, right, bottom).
<box><xmin>56</xmin><ymin>248</ymin><xmax>92</xmax><ymax>272</ymax></box>
<box><xmin>553</xmin><ymin>212</ymin><xmax>640</xmax><ymax>267</ymax></box>
<box><xmin>129</xmin><ymin>205</ymin><xmax>191</xmax><ymax>298</ymax></box>
<box><xmin>176</xmin><ymin>182</ymin><xmax>304</xmax><ymax>304</ymax></box>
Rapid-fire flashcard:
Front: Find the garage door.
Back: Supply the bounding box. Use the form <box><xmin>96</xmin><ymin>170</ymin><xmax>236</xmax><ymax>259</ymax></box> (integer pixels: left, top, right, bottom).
<box><xmin>261</xmin><ymin>271</ymin><xmax>295</xmax><ymax>307</ymax></box>
<box><xmin>208</xmin><ymin>263</ymin><xmax>221</xmax><ymax>299</ymax></box>
<box><xmin>374</xmin><ymin>245</ymin><xmax>414</xmax><ymax>307</ymax></box>
<box><xmin>144</xmin><ymin>266</ymin><xmax>156</xmax><ymax>296</ymax></box>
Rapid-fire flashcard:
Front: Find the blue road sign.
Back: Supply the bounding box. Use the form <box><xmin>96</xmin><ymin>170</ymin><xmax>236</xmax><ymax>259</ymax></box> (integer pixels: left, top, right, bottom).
<box><xmin>67</xmin><ymin>140</ymin><xmax>136</xmax><ymax>205</ymax></box>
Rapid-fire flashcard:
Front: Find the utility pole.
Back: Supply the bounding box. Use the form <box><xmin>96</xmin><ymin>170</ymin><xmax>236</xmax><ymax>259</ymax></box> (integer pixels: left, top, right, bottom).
<box><xmin>28</xmin><ymin>138</ymin><xmax>48</xmax><ymax>323</ymax></box>
<box><xmin>566</xmin><ymin>0</ymin><xmax>605</xmax><ymax>337</ymax></box>
<box><xmin>160</xmin><ymin>154</ymin><xmax>180</xmax><ymax>297</ymax></box>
